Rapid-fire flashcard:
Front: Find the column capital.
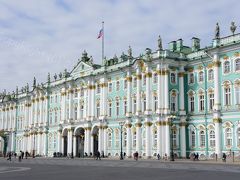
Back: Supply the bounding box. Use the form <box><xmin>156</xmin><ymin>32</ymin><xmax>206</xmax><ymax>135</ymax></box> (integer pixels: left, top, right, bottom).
<box><xmin>213</xmin><ymin>118</ymin><xmax>222</xmax><ymax>123</ymax></box>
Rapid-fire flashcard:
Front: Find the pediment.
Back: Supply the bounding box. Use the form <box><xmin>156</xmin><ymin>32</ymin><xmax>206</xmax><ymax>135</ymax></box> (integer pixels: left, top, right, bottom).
<box><xmin>70</xmin><ymin>61</ymin><xmax>94</xmax><ymax>77</ymax></box>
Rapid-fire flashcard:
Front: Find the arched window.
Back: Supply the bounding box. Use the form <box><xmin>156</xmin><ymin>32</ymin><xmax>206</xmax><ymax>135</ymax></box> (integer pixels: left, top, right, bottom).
<box><xmin>97</xmin><ymin>84</ymin><xmax>101</xmax><ymax>94</ymax></box>
<box><xmin>171</xmin><ymin>94</ymin><xmax>177</xmax><ymax>112</ymax></box>
<box><xmin>191</xmin><ymin>131</ymin><xmax>196</xmax><ymax>147</ymax></box>
<box><xmin>199</xmin><ymin>71</ymin><xmax>204</xmax><ymax>82</ymax></box>
<box><xmin>133</xmin><ymin>98</ymin><xmax>136</xmax><ymax>114</ymax></box>
<box><xmin>199</xmin><ymin>94</ymin><xmax>205</xmax><ymax>111</ymax></box>
<box><xmin>224</xmin><ymin>86</ymin><xmax>231</xmax><ymax>106</ymax></box>
<box><xmin>116</xmin><ymin>81</ymin><xmax>120</xmax><ymax>91</ymax></box>
<box><xmin>107</xmin><ymin>130</ymin><xmax>112</xmax><ymax>148</ymax></box>
<box><xmin>237</xmin><ymin>128</ymin><xmax>240</xmax><ymax>146</ymax></box>
<box><xmin>170</xmin><ymin>73</ymin><xmax>176</xmax><ymax>84</ymax></box>
<box><xmin>200</xmin><ymin>130</ymin><xmax>205</xmax><ymax>147</ymax></box>
<box><xmin>225</xmin><ymin>128</ymin><xmax>232</xmax><ymax>146</ymax></box>
<box><xmin>55</xmin><ymin>110</ymin><xmax>58</xmax><ymax>123</ymax></box>
<box><xmin>80</xmin><ymin>103</ymin><xmax>84</xmax><ymax>118</ymax></box>
<box><xmin>224</xmin><ymin>61</ymin><xmax>230</xmax><ymax>73</ymax></box>
<box><xmin>209</xmin><ymin>92</ymin><xmax>214</xmax><ymax>111</ymax></box>
<box><xmin>74</xmin><ymin>106</ymin><xmax>77</xmax><ymax>120</ymax></box>
<box><xmin>208</xmin><ymin>69</ymin><xmax>214</xmax><ymax>81</ymax></box>
<box><xmin>189</xmin><ymin>93</ymin><xmax>195</xmax><ymax>112</ymax></box>
<box><xmin>116</xmin><ymin>100</ymin><xmax>120</xmax><ymax>116</ymax></box>
<box><xmin>143</xmin><ymin>96</ymin><xmax>146</xmax><ymax>112</ymax></box>
<box><xmin>235</xmin><ymin>59</ymin><xmax>240</xmax><ymax>71</ymax></box>
<box><xmin>209</xmin><ymin>130</ymin><xmax>215</xmax><ymax>147</ymax></box>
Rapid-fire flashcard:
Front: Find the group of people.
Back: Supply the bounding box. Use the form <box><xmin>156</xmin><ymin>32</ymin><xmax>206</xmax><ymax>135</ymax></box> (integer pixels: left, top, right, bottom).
<box><xmin>6</xmin><ymin>150</ymin><xmax>31</xmax><ymax>162</ymax></box>
<box><xmin>192</xmin><ymin>152</ymin><xmax>199</xmax><ymax>161</ymax></box>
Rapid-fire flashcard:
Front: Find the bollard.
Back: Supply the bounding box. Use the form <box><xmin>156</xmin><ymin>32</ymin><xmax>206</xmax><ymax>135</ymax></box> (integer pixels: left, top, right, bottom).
<box><xmin>232</xmin><ymin>152</ymin><xmax>234</xmax><ymax>162</ymax></box>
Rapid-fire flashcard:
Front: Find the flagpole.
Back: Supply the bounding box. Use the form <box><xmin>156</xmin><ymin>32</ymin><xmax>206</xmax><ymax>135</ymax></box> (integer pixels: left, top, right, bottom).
<box><xmin>102</xmin><ymin>21</ymin><xmax>104</xmax><ymax>65</ymax></box>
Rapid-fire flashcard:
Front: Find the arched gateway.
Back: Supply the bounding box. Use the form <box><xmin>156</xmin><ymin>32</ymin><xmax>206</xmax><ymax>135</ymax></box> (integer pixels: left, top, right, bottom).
<box><xmin>74</xmin><ymin>127</ymin><xmax>85</xmax><ymax>157</ymax></box>
<box><xmin>92</xmin><ymin>126</ymin><xmax>99</xmax><ymax>156</ymax></box>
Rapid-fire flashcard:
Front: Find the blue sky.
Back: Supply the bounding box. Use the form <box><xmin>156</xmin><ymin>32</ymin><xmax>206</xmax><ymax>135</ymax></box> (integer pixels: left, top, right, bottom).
<box><xmin>0</xmin><ymin>0</ymin><xmax>240</xmax><ymax>92</ymax></box>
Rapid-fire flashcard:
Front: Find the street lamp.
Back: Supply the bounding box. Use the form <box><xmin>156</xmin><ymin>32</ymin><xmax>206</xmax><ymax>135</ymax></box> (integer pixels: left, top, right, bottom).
<box><xmin>119</xmin><ymin>121</ymin><xmax>124</xmax><ymax>160</ymax></box>
<box><xmin>169</xmin><ymin>115</ymin><xmax>176</xmax><ymax>161</ymax></box>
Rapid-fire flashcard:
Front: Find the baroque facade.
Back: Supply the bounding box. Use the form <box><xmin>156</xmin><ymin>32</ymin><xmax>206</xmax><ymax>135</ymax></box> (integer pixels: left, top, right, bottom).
<box><xmin>1</xmin><ymin>28</ymin><xmax>240</xmax><ymax>159</ymax></box>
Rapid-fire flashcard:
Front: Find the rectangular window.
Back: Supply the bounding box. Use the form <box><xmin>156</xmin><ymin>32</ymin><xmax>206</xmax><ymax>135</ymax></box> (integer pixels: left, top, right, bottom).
<box><xmin>190</xmin><ymin>96</ymin><xmax>195</xmax><ymax>112</ymax></box>
<box><xmin>171</xmin><ymin>96</ymin><xmax>176</xmax><ymax>112</ymax></box>
<box><xmin>236</xmin><ymin>87</ymin><xmax>240</xmax><ymax>104</ymax></box>
<box><xmin>225</xmin><ymin>88</ymin><xmax>231</xmax><ymax>106</ymax></box>
<box><xmin>133</xmin><ymin>99</ymin><xmax>136</xmax><ymax>114</ymax></box>
<box><xmin>116</xmin><ymin>81</ymin><xmax>120</xmax><ymax>91</ymax></box>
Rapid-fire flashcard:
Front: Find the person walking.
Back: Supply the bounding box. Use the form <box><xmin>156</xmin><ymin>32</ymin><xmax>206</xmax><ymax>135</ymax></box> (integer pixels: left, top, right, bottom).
<box><xmin>7</xmin><ymin>152</ymin><xmax>12</xmax><ymax>161</ymax></box>
<box><xmin>18</xmin><ymin>151</ymin><xmax>22</xmax><ymax>162</ymax></box>
<box><xmin>157</xmin><ymin>154</ymin><xmax>160</xmax><ymax>160</ymax></box>
<box><xmin>96</xmin><ymin>151</ymin><xmax>101</xmax><ymax>160</ymax></box>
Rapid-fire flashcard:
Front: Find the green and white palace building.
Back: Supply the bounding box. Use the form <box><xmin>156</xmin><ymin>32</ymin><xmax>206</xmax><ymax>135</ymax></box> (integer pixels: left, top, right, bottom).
<box><xmin>1</xmin><ymin>25</ymin><xmax>240</xmax><ymax>159</ymax></box>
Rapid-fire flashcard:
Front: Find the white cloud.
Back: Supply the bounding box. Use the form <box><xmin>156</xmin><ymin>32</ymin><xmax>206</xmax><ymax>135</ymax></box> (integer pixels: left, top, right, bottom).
<box><xmin>0</xmin><ymin>0</ymin><xmax>239</xmax><ymax>92</ymax></box>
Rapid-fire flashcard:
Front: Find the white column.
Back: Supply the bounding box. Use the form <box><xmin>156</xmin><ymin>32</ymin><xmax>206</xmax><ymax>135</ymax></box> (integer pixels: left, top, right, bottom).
<box><xmin>67</xmin><ymin>129</ymin><xmax>73</xmax><ymax>154</ymax></box>
<box><xmin>61</xmin><ymin>88</ymin><xmax>66</xmax><ymax>122</ymax></box>
<box><xmin>103</xmin><ymin>126</ymin><xmax>108</xmax><ymax>156</ymax></box>
<box><xmin>213</xmin><ymin>53</ymin><xmax>222</xmax><ymax>157</ymax></box>
<box><xmin>145</xmin><ymin>121</ymin><xmax>152</xmax><ymax>158</ymax></box>
<box><xmin>83</xmin><ymin>87</ymin><xmax>88</xmax><ymax>119</ymax></box>
<box><xmin>73</xmin><ymin>135</ymin><xmax>76</xmax><ymax>156</ymax></box>
<box><xmin>156</xmin><ymin>120</ymin><xmax>162</xmax><ymax>156</ymax></box>
<box><xmin>90</xmin><ymin>135</ymin><xmax>94</xmax><ymax>154</ymax></box>
<box><xmin>145</xmin><ymin>65</ymin><xmax>152</xmax><ymax>115</ymax></box>
<box><xmin>126</xmin><ymin>71</ymin><xmax>132</xmax><ymax>117</ymax></box>
<box><xmin>157</xmin><ymin>64</ymin><xmax>162</xmax><ymax>114</ymax></box>
<box><xmin>179</xmin><ymin>67</ymin><xmax>185</xmax><ymax>115</ymax></box>
<box><xmin>43</xmin><ymin>132</ymin><xmax>48</xmax><ymax>156</ymax></box>
<box><xmin>91</xmin><ymin>81</ymin><xmax>95</xmax><ymax>119</ymax></box>
<box><xmin>213</xmin><ymin>53</ymin><xmax>221</xmax><ymax>110</ymax></box>
<box><xmin>126</xmin><ymin>123</ymin><xmax>132</xmax><ymax>157</ymax></box>
<box><xmin>135</xmin><ymin>120</ymin><xmax>142</xmax><ymax>155</ymax></box>
<box><xmin>165</xmin><ymin>120</ymin><xmax>170</xmax><ymax>157</ymax></box>
<box><xmin>180</xmin><ymin>121</ymin><xmax>186</xmax><ymax>158</ymax></box>
<box><xmin>39</xmin><ymin>97</ymin><xmax>43</xmax><ymax>125</ymax></box>
<box><xmin>164</xmin><ymin>68</ymin><xmax>169</xmax><ymax>114</ymax></box>
<box><xmin>84</xmin><ymin>128</ymin><xmax>88</xmax><ymax>154</ymax></box>
<box><xmin>11</xmin><ymin>131</ymin><xmax>15</xmax><ymax>152</ymax></box>
<box><xmin>57</xmin><ymin>130</ymin><xmax>62</xmax><ymax>153</ymax></box>
<box><xmin>98</xmin><ymin>126</ymin><xmax>103</xmax><ymax>152</ymax></box>
<box><xmin>86</xmin><ymin>128</ymin><xmax>91</xmax><ymax>155</ymax></box>
<box><xmin>37</xmin><ymin>133</ymin><xmax>41</xmax><ymax>155</ymax></box>
<box><xmin>100</xmin><ymin>78</ymin><xmax>107</xmax><ymax>118</ymax></box>
<box><xmin>87</xmin><ymin>81</ymin><xmax>91</xmax><ymax>120</ymax></box>
<box><xmin>136</xmin><ymin>67</ymin><xmax>142</xmax><ymax>116</ymax></box>
<box><xmin>214</xmin><ymin>120</ymin><xmax>222</xmax><ymax>156</ymax></box>
<box><xmin>44</xmin><ymin>96</ymin><xmax>49</xmax><ymax>126</ymax></box>
<box><xmin>77</xmin><ymin>91</ymin><xmax>80</xmax><ymax>121</ymax></box>
<box><xmin>69</xmin><ymin>88</ymin><xmax>74</xmax><ymax>122</ymax></box>
<box><xmin>61</xmin><ymin>135</ymin><xmax>64</xmax><ymax>154</ymax></box>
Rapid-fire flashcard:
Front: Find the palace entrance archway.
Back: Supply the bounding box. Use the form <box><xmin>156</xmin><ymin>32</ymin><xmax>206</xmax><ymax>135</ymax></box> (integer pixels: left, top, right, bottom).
<box><xmin>75</xmin><ymin>127</ymin><xmax>85</xmax><ymax>157</ymax></box>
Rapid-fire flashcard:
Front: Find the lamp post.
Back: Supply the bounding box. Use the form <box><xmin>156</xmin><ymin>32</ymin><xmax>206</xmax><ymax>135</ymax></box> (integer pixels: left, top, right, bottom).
<box><xmin>119</xmin><ymin>121</ymin><xmax>124</xmax><ymax>160</ymax></box>
<box><xmin>169</xmin><ymin>115</ymin><xmax>176</xmax><ymax>161</ymax></box>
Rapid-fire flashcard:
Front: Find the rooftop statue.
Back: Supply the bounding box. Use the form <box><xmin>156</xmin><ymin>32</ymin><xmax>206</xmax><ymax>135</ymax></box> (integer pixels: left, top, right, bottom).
<box><xmin>59</xmin><ymin>72</ymin><xmax>62</xmax><ymax>79</ymax></box>
<box><xmin>158</xmin><ymin>35</ymin><xmax>163</xmax><ymax>50</ymax></box>
<box><xmin>48</xmin><ymin>72</ymin><xmax>51</xmax><ymax>83</ymax></box>
<box><xmin>33</xmin><ymin>77</ymin><xmax>36</xmax><ymax>88</ymax></box>
<box><xmin>54</xmin><ymin>73</ymin><xmax>57</xmax><ymax>81</ymax></box>
<box><xmin>230</xmin><ymin>21</ymin><xmax>237</xmax><ymax>35</ymax></box>
<box><xmin>128</xmin><ymin>46</ymin><xmax>132</xmax><ymax>58</ymax></box>
<box><xmin>215</xmin><ymin>23</ymin><xmax>220</xmax><ymax>39</ymax></box>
